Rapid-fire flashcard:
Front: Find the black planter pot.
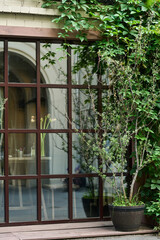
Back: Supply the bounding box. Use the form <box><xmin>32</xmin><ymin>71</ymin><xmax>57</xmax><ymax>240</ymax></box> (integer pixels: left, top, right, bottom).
<box><xmin>82</xmin><ymin>197</ymin><xmax>99</xmax><ymax>217</ymax></box>
<box><xmin>109</xmin><ymin>205</ymin><xmax>145</xmax><ymax>232</ymax></box>
<box><xmin>82</xmin><ymin>197</ymin><xmax>110</xmax><ymax>217</ymax></box>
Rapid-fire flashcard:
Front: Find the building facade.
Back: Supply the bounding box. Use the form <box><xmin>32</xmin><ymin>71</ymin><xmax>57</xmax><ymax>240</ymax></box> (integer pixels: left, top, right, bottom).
<box><xmin>0</xmin><ymin>0</ymin><xmax>123</xmax><ymax>225</ymax></box>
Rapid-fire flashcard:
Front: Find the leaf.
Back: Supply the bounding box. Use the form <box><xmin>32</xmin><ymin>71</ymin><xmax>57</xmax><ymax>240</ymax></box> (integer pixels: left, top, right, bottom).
<box><xmin>130</xmin><ymin>11</ymin><xmax>136</xmax><ymax>14</ymax></box>
<box><xmin>141</xmin><ymin>6</ymin><xmax>148</xmax><ymax>11</ymax></box>
<box><xmin>121</xmin><ymin>4</ymin><xmax>128</xmax><ymax>11</ymax></box>
<box><xmin>135</xmin><ymin>135</ymin><xmax>147</xmax><ymax>141</ymax></box>
<box><xmin>41</xmin><ymin>2</ymin><xmax>53</xmax><ymax>8</ymax></box>
<box><xmin>144</xmin><ymin>182</ymin><xmax>151</xmax><ymax>187</ymax></box>
<box><xmin>156</xmin><ymin>102</ymin><xmax>160</xmax><ymax>108</ymax></box>
<box><xmin>146</xmin><ymin>0</ymin><xmax>160</xmax><ymax>6</ymax></box>
<box><xmin>123</xmin><ymin>31</ymin><xmax>128</xmax><ymax>35</ymax></box>
<box><xmin>151</xmin><ymin>185</ymin><xmax>156</xmax><ymax>189</ymax></box>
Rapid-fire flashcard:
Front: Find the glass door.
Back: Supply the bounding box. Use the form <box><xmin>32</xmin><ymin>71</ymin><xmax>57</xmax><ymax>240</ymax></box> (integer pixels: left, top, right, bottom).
<box><xmin>0</xmin><ymin>39</ymin><xmax>128</xmax><ymax>225</ymax></box>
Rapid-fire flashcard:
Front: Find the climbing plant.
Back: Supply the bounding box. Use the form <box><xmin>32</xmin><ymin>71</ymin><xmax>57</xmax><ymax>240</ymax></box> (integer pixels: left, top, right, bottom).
<box><xmin>41</xmin><ymin>0</ymin><xmax>160</xmax><ymax>79</ymax></box>
<box><xmin>41</xmin><ymin>0</ymin><xmax>160</xmax><ymax>213</ymax></box>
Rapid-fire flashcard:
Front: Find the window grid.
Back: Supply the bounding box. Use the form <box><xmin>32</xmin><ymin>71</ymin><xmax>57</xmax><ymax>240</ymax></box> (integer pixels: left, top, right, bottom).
<box><xmin>0</xmin><ymin>39</ymin><xmax>128</xmax><ymax>226</ymax></box>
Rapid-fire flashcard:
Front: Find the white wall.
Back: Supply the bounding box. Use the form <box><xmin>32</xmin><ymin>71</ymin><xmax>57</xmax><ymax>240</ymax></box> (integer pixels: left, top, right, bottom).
<box><xmin>0</xmin><ymin>0</ymin><xmax>60</xmax><ymax>29</ymax></box>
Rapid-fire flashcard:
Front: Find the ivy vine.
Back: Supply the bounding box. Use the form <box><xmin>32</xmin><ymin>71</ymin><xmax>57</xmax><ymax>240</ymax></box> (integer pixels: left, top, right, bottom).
<box><xmin>41</xmin><ymin>0</ymin><xmax>160</xmax><ymax>213</ymax></box>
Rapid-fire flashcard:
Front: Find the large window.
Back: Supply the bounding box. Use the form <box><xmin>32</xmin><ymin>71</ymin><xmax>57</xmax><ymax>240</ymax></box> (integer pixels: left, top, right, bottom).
<box><xmin>0</xmin><ymin>40</ymin><xmax>128</xmax><ymax>225</ymax></box>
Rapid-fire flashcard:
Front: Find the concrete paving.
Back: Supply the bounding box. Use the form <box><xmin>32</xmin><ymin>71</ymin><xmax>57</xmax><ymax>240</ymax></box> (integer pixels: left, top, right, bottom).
<box><xmin>0</xmin><ymin>222</ymin><xmax>158</xmax><ymax>240</ymax></box>
<box><xmin>70</xmin><ymin>234</ymin><xmax>160</xmax><ymax>240</ymax></box>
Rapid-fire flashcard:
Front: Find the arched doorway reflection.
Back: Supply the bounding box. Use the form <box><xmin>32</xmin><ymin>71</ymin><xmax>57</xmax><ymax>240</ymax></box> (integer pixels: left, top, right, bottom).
<box><xmin>0</xmin><ymin>40</ymin><xmax>119</xmax><ymax>225</ymax></box>
<box><xmin>7</xmin><ymin>48</ymin><xmax>69</xmax><ymax>222</ymax></box>
<box><xmin>7</xmin><ymin>51</ymin><xmax>39</xmax><ymax>222</ymax></box>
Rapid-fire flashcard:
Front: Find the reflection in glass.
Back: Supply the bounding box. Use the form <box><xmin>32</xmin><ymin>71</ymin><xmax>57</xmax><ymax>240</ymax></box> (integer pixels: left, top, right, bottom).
<box><xmin>72</xmin><ymin>89</ymin><xmax>97</xmax><ymax>129</ymax></box>
<box><xmin>73</xmin><ymin>177</ymin><xmax>99</xmax><ymax>219</ymax></box>
<box><xmin>101</xmin><ymin>68</ymin><xmax>110</xmax><ymax>85</ymax></box>
<box><xmin>0</xmin><ymin>181</ymin><xmax>4</xmax><ymax>222</ymax></box>
<box><xmin>41</xmin><ymin>178</ymin><xmax>68</xmax><ymax>220</ymax></box>
<box><xmin>0</xmin><ymin>88</ymin><xmax>5</xmax><ymax>129</ymax></box>
<box><xmin>0</xmin><ymin>42</ymin><xmax>4</xmax><ymax>82</ymax></box>
<box><xmin>104</xmin><ymin>158</ymin><xmax>127</xmax><ymax>174</ymax></box>
<box><xmin>103</xmin><ymin>176</ymin><xmax>127</xmax><ymax>217</ymax></box>
<box><xmin>41</xmin><ymin>88</ymin><xmax>67</xmax><ymax>129</ymax></box>
<box><xmin>40</xmin><ymin>43</ymin><xmax>67</xmax><ymax>84</ymax></box>
<box><xmin>9</xmin><ymin>179</ymin><xmax>37</xmax><ymax>222</ymax></box>
<box><xmin>8</xmin><ymin>42</ymin><xmax>36</xmax><ymax>83</ymax></box>
<box><xmin>8</xmin><ymin>133</ymin><xmax>36</xmax><ymax>175</ymax></box>
<box><xmin>0</xmin><ymin>133</ymin><xmax>4</xmax><ymax>175</ymax></box>
<box><xmin>41</xmin><ymin>133</ymin><xmax>68</xmax><ymax>175</ymax></box>
<box><xmin>71</xmin><ymin>47</ymin><xmax>97</xmax><ymax>85</ymax></box>
<box><xmin>101</xmin><ymin>134</ymin><xmax>127</xmax><ymax>174</ymax></box>
<box><xmin>8</xmin><ymin>87</ymin><xmax>37</xmax><ymax>129</ymax></box>
<box><xmin>72</xmin><ymin>133</ymin><xmax>98</xmax><ymax>174</ymax></box>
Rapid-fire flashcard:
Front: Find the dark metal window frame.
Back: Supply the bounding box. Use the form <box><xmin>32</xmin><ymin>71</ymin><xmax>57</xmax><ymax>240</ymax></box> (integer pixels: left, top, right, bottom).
<box><xmin>0</xmin><ymin>38</ymin><xmax>129</xmax><ymax>226</ymax></box>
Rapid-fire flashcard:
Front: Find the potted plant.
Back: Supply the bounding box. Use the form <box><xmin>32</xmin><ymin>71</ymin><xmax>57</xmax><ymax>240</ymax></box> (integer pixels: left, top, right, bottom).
<box><xmin>67</xmin><ymin>22</ymin><xmax>160</xmax><ymax>223</ymax></box>
<box><xmin>42</xmin><ymin>0</ymin><xmax>159</xmax><ymax>225</ymax></box>
<box><xmin>77</xmin><ymin>76</ymin><xmax>159</xmax><ymax>230</ymax></box>
<box><xmin>74</xmin><ymin>33</ymin><xmax>159</xmax><ymax>229</ymax></box>
<box><xmin>40</xmin><ymin>35</ymin><xmax>159</xmax><ymax>228</ymax></box>
<box><xmin>42</xmin><ymin>0</ymin><xmax>160</xmax><ymax>228</ymax></box>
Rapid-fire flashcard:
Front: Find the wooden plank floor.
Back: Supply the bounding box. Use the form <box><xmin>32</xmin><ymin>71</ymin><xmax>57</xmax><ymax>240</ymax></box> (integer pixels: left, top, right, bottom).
<box><xmin>0</xmin><ymin>221</ymin><xmax>157</xmax><ymax>240</ymax></box>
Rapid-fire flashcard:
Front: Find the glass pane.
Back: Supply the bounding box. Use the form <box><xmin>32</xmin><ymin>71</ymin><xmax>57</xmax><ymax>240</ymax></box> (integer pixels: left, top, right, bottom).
<box><xmin>9</xmin><ymin>179</ymin><xmax>37</xmax><ymax>222</ymax></box>
<box><xmin>40</xmin><ymin>88</ymin><xmax>67</xmax><ymax>129</ymax></box>
<box><xmin>72</xmin><ymin>133</ymin><xmax>98</xmax><ymax>174</ymax></box>
<box><xmin>8</xmin><ymin>87</ymin><xmax>37</xmax><ymax>129</ymax></box>
<box><xmin>0</xmin><ymin>133</ymin><xmax>4</xmax><ymax>176</ymax></box>
<box><xmin>0</xmin><ymin>88</ymin><xmax>5</xmax><ymax>129</ymax></box>
<box><xmin>0</xmin><ymin>181</ymin><xmax>4</xmax><ymax>222</ymax></box>
<box><xmin>73</xmin><ymin>177</ymin><xmax>99</xmax><ymax>219</ymax></box>
<box><xmin>41</xmin><ymin>178</ymin><xmax>68</xmax><ymax>220</ymax></box>
<box><xmin>8</xmin><ymin>42</ymin><xmax>36</xmax><ymax>83</ymax></box>
<box><xmin>101</xmin><ymin>68</ymin><xmax>110</xmax><ymax>85</ymax></box>
<box><xmin>71</xmin><ymin>46</ymin><xmax>97</xmax><ymax>85</ymax></box>
<box><xmin>101</xmin><ymin>135</ymin><xmax>128</xmax><ymax>174</ymax></box>
<box><xmin>103</xmin><ymin>176</ymin><xmax>127</xmax><ymax>217</ymax></box>
<box><xmin>0</xmin><ymin>41</ymin><xmax>4</xmax><ymax>82</ymax></box>
<box><xmin>104</xmin><ymin>158</ymin><xmax>128</xmax><ymax>174</ymax></box>
<box><xmin>40</xmin><ymin>43</ymin><xmax>67</xmax><ymax>84</ymax></box>
<box><xmin>8</xmin><ymin>133</ymin><xmax>36</xmax><ymax>175</ymax></box>
<box><xmin>41</xmin><ymin>133</ymin><xmax>68</xmax><ymax>175</ymax></box>
<box><xmin>72</xmin><ymin>89</ymin><xmax>97</xmax><ymax>129</ymax></box>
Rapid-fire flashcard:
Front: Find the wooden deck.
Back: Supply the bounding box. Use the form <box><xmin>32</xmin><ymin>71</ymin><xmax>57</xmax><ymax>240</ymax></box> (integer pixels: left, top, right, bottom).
<box><xmin>0</xmin><ymin>221</ymin><xmax>157</xmax><ymax>240</ymax></box>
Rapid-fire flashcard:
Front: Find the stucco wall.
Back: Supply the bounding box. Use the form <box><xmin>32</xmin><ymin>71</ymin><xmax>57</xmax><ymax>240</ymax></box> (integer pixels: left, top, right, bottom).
<box><xmin>0</xmin><ymin>0</ymin><xmax>59</xmax><ymax>29</ymax></box>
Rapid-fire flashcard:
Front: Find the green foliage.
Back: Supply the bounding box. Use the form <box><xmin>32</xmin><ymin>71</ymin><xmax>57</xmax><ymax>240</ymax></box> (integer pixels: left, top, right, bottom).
<box><xmin>147</xmin><ymin>0</ymin><xmax>160</xmax><ymax>7</ymax></box>
<box><xmin>42</xmin><ymin>0</ymin><xmax>91</xmax><ymax>40</ymax></box>
<box><xmin>41</xmin><ymin>0</ymin><xmax>160</xmax><ymax>206</ymax></box>
<box><xmin>113</xmin><ymin>193</ymin><xmax>144</xmax><ymax>206</ymax></box>
<box><xmin>140</xmin><ymin>146</ymin><xmax>160</xmax><ymax>226</ymax></box>
<box><xmin>145</xmin><ymin>194</ymin><xmax>160</xmax><ymax>228</ymax></box>
<box><xmin>42</xmin><ymin>0</ymin><xmax>160</xmax><ymax>41</ymax></box>
<box><xmin>83</xmin><ymin>188</ymin><xmax>98</xmax><ymax>199</ymax></box>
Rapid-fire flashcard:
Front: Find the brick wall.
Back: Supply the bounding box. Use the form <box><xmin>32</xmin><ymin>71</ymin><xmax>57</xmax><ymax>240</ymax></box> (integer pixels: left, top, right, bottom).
<box><xmin>2</xmin><ymin>0</ymin><xmax>43</xmax><ymax>7</ymax></box>
<box><xmin>0</xmin><ymin>0</ymin><xmax>60</xmax><ymax>29</ymax></box>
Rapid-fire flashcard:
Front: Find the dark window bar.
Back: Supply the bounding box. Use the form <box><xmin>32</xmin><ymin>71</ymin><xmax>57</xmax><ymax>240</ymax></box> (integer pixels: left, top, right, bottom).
<box><xmin>0</xmin><ymin>39</ymin><xmax>130</xmax><ymax>226</ymax></box>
